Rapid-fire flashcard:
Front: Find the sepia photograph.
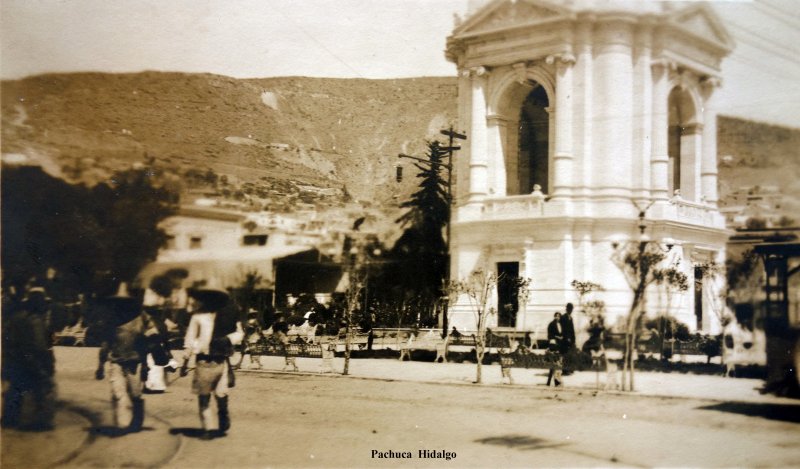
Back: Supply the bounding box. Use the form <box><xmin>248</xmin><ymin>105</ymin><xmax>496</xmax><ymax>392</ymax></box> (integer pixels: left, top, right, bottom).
<box><xmin>1</xmin><ymin>0</ymin><xmax>799</xmax><ymax>467</ymax></box>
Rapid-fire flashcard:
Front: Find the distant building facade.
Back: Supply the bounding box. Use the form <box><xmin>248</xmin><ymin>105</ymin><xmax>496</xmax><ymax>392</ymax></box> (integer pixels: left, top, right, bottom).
<box><xmin>445</xmin><ymin>0</ymin><xmax>734</xmax><ymax>338</ymax></box>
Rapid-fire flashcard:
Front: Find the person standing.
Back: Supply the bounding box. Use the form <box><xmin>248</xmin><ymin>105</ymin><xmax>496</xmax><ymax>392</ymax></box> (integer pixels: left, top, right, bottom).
<box><xmin>180</xmin><ymin>283</ymin><xmax>243</xmax><ymax>440</ymax></box>
<box><xmin>95</xmin><ymin>284</ymin><xmax>159</xmax><ymax>433</ymax></box>
<box><xmin>560</xmin><ymin>303</ymin><xmax>577</xmax><ymax>375</ymax></box>
<box><xmin>1</xmin><ymin>286</ymin><xmax>57</xmax><ymax>431</ymax></box>
<box><xmin>234</xmin><ymin>309</ymin><xmax>263</xmax><ymax>370</ymax></box>
<box><xmin>546</xmin><ymin>312</ymin><xmax>564</xmax><ymax>387</ymax></box>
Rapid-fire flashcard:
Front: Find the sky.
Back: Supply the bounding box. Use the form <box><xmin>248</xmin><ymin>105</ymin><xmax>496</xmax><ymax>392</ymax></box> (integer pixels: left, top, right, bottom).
<box><xmin>1</xmin><ymin>0</ymin><xmax>799</xmax><ymax>128</ymax></box>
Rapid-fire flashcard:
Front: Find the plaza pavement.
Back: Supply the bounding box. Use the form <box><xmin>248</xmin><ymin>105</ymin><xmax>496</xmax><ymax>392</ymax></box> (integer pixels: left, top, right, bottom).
<box><xmin>3</xmin><ymin>347</ymin><xmax>797</xmax><ymax>468</ymax></box>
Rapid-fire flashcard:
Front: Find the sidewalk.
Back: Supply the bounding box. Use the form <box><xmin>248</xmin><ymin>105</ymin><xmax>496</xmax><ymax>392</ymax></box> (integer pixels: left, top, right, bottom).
<box><xmin>238</xmin><ymin>354</ymin><xmax>799</xmax><ymax>405</ymax></box>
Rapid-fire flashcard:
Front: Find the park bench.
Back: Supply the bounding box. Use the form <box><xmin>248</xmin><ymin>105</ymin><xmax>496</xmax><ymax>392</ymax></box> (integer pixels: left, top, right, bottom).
<box><xmin>249</xmin><ymin>338</ymin><xmax>331</xmax><ymax>372</ymax></box>
<box><xmin>333</xmin><ymin>332</ymin><xmax>372</xmax><ymax>351</ymax></box>
<box><xmin>399</xmin><ymin>332</ymin><xmax>448</xmax><ymax>362</ymax></box>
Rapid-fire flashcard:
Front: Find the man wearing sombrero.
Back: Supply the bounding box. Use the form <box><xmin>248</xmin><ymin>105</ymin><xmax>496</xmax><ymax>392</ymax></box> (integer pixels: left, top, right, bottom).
<box><xmin>181</xmin><ymin>280</ymin><xmax>243</xmax><ymax>440</ymax></box>
<box><xmin>95</xmin><ymin>283</ymin><xmax>159</xmax><ymax>433</ymax></box>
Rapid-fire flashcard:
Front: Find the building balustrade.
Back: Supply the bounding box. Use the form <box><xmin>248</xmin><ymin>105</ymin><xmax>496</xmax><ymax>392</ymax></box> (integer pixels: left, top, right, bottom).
<box><xmin>473</xmin><ymin>194</ymin><xmax>723</xmax><ymax>229</ymax></box>
<box><xmin>481</xmin><ymin>194</ymin><xmax>546</xmax><ymax>220</ymax></box>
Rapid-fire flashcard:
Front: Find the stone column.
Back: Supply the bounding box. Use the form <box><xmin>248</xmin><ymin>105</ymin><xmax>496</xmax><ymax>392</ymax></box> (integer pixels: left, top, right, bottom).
<box><xmin>633</xmin><ymin>22</ymin><xmax>654</xmax><ymax>201</ymax></box>
<box><xmin>593</xmin><ymin>20</ymin><xmax>633</xmax><ymax>200</ymax></box>
<box><xmin>468</xmin><ymin>66</ymin><xmax>489</xmax><ymax>202</ymax></box>
<box><xmin>547</xmin><ymin>53</ymin><xmax>576</xmax><ymax>201</ymax></box>
<box><xmin>575</xmin><ymin>19</ymin><xmax>593</xmax><ymax>200</ymax></box>
<box><xmin>487</xmin><ymin>114</ymin><xmax>508</xmax><ymax>197</ymax></box>
<box><xmin>700</xmin><ymin>77</ymin><xmax>721</xmax><ymax>206</ymax></box>
<box><xmin>650</xmin><ymin>59</ymin><xmax>674</xmax><ymax>201</ymax></box>
<box><xmin>680</xmin><ymin>123</ymin><xmax>703</xmax><ymax>202</ymax></box>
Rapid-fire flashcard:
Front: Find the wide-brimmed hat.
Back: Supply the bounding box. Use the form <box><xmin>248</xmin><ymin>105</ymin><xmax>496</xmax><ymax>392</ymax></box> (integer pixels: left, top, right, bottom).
<box><xmin>101</xmin><ymin>282</ymin><xmax>142</xmax><ymax>326</ymax></box>
<box><xmin>188</xmin><ymin>279</ymin><xmax>230</xmax><ymax>312</ymax></box>
<box><xmin>22</xmin><ymin>286</ymin><xmax>50</xmax><ymax>314</ymax></box>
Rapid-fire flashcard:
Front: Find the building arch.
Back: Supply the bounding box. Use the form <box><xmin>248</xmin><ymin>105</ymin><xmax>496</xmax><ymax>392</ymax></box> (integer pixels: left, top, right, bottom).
<box><xmin>667</xmin><ymin>81</ymin><xmax>704</xmax><ymax>201</ymax></box>
<box><xmin>488</xmin><ymin>66</ymin><xmax>555</xmax><ymax>196</ymax></box>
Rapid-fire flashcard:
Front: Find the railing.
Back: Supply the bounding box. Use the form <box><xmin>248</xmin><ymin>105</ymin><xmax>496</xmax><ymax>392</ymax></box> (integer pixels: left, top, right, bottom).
<box><xmin>671</xmin><ymin>198</ymin><xmax>716</xmax><ymax>226</ymax></box>
<box><xmin>481</xmin><ymin>194</ymin><xmax>546</xmax><ymax>220</ymax></box>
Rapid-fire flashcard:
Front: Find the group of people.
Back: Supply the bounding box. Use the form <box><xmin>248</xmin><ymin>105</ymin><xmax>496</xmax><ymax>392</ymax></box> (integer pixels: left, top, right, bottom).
<box><xmin>95</xmin><ymin>281</ymin><xmax>243</xmax><ymax>440</ymax></box>
<box><xmin>546</xmin><ymin>302</ymin><xmax>577</xmax><ymax>387</ymax></box>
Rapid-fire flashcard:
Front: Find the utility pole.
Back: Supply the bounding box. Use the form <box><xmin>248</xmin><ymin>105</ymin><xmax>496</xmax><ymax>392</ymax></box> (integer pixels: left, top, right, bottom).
<box><xmin>397</xmin><ymin>127</ymin><xmax>466</xmax><ymax>337</ymax></box>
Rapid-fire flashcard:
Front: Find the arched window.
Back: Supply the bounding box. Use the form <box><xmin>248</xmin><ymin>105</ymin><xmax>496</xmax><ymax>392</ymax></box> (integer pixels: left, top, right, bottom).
<box><xmin>516</xmin><ymin>85</ymin><xmax>550</xmax><ymax>195</ymax></box>
<box><xmin>668</xmin><ymin>87</ymin><xmax>699</xmax><ymax>199</ymax></box>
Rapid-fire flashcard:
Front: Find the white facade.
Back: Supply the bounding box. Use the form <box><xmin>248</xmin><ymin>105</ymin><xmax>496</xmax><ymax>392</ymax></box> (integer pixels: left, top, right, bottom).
<box><xmin>138</xmin><ymin>206</ymin><xmax>317</xmax><ymax>289</ymax></box>
<box><xmin>446</xmin><ymin>0</ymin><xmax>734</xmax><ymax>339</ymax></box>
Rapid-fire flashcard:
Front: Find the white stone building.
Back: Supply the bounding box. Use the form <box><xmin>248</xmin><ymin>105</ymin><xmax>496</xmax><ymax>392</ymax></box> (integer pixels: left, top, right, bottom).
<box><xmin>445</xmin><ymin>0</ymin><xmax>734</xmax><ymax>339</ymax></box>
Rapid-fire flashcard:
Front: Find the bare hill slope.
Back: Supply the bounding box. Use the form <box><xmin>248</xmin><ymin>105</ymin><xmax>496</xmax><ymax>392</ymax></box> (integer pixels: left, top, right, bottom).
<box><xmin>1</xmin><ymin>72</ymin><xmax>458</xmax><ymax>204</ymax></box>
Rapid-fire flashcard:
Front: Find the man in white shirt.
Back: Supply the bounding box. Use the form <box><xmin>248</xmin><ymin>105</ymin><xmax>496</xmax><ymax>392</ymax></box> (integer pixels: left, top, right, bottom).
<box><xmin>181</xmin><ymin>284</ymin><xmax>243</xmax><ymax>439</ymax></box>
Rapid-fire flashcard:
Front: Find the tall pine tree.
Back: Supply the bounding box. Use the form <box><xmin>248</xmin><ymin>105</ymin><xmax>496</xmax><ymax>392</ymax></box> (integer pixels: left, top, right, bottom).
<box><xmin>389</xmin><ymin>141</ymin><xmax>450</xmax><ymax>325</ymax></box>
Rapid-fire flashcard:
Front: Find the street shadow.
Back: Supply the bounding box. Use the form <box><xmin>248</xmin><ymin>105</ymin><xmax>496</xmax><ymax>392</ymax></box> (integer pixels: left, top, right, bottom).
<box><xmin>475</xmin><ymin>434</ymin><xmax>566</xmax><ymax>451</ymax></box>
<box><xmin>88</xmin><ymin>426</ymin><xmax>155</xmax><ymax>438</ymax></box>
<box><xmin>169</xmin><ymin>427</ymin><xmax>225</xmax><ymax>439</ymax></box>
<box><xmin>699</xmin><ymin>402</ymin><xmax>800</xmax><ymax>424</ymax></box>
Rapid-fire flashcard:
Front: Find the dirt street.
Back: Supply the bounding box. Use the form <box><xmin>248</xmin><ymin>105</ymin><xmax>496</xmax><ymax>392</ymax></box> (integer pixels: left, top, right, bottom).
<box><xmin>24</xmin><ymin>348</ymin><xmax>800</xmax><ymax>467</ymax></box>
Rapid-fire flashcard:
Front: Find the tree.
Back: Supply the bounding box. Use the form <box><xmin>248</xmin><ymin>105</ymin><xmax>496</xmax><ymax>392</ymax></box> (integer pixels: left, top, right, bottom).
<box><xmin>571</xmin><ymin>280</ymin><xmax>606</xmax><ymax>353</ymax></box>
<box><xmin>340</xmin><ymin>239</ymin><xmax>384</xmax><ymax>375</ymax></box>
<box><xmin>726</xmin><ymin>249</ymin><xmax>764</xmax><ymax>306</ymax></box>
<box><xmin>611</xmin><ymin>240</ymin><xmax>669</xmax><ymax>391</ymax></box>
<box><xmin>391</xmin><ymin>141</ymin><xmax>450</xmax><ymax>324</ymax></box>
<box><xmin>448</xmin><ymin>270</ymin><xmax>529</xmax><ymax>384</ymax></box>
<box><xmin>652</xmin><ymin>266</ymin><xmax>689</xmax><ymax>358</ymax></box>
<box><xmin>1</xmin><ymin>165</ymin><xmax>178</xmax><ymax>298</ymax></box>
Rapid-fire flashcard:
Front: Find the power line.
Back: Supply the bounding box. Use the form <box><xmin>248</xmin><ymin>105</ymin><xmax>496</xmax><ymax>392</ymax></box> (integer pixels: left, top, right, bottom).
<box><xmin>755</xmin><ymin>1</ymin><xmax>800</xmax><ymax>29</ymax></box>
<box><xmin>271</xmin><ymin>5</ymin><xmax>364</xmax><ymax>79</ymax></box>
<box><xmin>728</xmin><ymin>21</ymin><xmax>800</xmax><ymax>63</ymax></box>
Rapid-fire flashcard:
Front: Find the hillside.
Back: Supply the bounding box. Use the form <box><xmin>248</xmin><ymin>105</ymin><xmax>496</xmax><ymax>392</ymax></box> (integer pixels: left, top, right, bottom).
<box><xmin>1</xmin><ymin>72</ymin><xmax>458</xmax><ymax>208</ymax></box>
<box><xmin>717</xmin><ymin>116</ymin><xmax>800</xmax><ymax>216</ymax></box>
<box><xmin>2</xmin><ymin>71</ymin><xmax>799</xmax><ymax>224</ymax></box>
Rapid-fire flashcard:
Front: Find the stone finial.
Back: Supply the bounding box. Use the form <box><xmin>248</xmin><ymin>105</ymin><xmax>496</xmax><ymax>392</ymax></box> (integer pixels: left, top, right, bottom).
<box><xmin>531</xmin><ymin>184</ymin><xmax>546</xmax><ymax>201</ymax></box>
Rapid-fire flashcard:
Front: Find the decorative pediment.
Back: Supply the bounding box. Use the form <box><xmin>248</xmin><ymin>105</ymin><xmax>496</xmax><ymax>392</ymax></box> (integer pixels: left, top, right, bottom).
<box><xmin>452</xmin><ymin>0</ymin><xmax>570</xmax><ymax>38</ymax></box>
<box><xmin>668</xmin><ymin>4</ymin><xmax>734</xmax><ymax>51</ymax></box>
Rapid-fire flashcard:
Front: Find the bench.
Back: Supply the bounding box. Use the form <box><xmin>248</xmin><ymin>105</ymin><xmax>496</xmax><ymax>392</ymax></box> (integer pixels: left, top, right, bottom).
<box><xmin>248</xmin><ymin>338</ymin><xmax>332</xmax><ymax>372</ymax></box>
<box><xmin>333</xmin><ymin>332</ymin><xmax>371</xmax><ymax>351</ymax></box>
<box><xmin>399</xmin><ymin>333</ymin><xmax>448</xmax><ymax>362</ymax></box>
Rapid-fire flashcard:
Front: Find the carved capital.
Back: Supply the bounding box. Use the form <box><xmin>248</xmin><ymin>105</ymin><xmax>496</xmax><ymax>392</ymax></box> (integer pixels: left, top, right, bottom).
<box><xmin>700</xmin><ymin>76</ymin><xmax>722</xmax><ymax>97</ymax></box>
<box><xmin>545</xmin><ymin>53</ymin><xmax>576</xmax><ymax>66</ymax></box>
<box><xmin>512</xmin><ymin>62</ymin><xmax>528</xmax><ymax>84</ymax></box>
<box><xmin>651</xmin><ymin>58</ymin><xmax>677</xmax><ymax>73</ymax></box>
<box><xmin>460</xmin><ymin>66</ymin><xmax>488</xmax><ymax>78</ymax></box>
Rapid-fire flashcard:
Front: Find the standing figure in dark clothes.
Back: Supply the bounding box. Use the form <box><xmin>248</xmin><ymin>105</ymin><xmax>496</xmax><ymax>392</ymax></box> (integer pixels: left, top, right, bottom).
<box><xmin>1</xmin><ymin>286</ymin><xmax>57</xmax><ymax>431</ymax></box>
<box><xmin>560</xmin><ymin>302</ymin><xmax>577</xmax><ymax>374</ymax></box>
<box><xmin>546</xmin><ymin>312</ymin><xmax>564</xmax><ymax>387</ymax></box>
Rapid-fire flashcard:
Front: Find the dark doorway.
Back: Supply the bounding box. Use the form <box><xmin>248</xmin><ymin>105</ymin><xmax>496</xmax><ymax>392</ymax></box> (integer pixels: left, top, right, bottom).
<box><xmin>497</xmin><ymin>262</ymin><xmax>520</xmax><ymax>328</ymax></box>
<box><xmin>694</xmin><ymin>266</ymin><xmax>703</xmax><ymax>330</ymax></box>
